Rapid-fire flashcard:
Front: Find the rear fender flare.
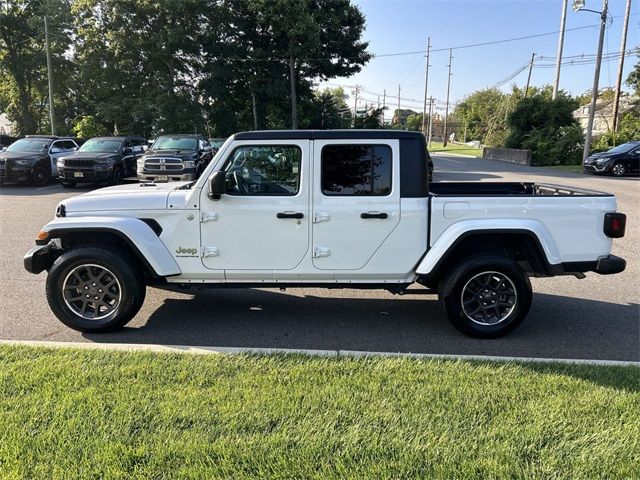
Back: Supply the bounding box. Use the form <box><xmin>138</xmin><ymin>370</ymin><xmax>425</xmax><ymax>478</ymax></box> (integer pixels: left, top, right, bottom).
<box><xmin>416</xmin><ymin>219</ymin><xmax>561</xmax><ymax>276</ymax></box>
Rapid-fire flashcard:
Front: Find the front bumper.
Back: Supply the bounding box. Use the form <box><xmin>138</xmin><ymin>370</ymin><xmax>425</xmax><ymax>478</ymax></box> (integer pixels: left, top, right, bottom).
<box><xmin>58</xmin><ymin>166</ymin><xmax>113</xmax><ymax>182</ymax></box>
<box><xmin>137</xmin><ymin>170</ymin><xmax>196</xmax><ymax>182</ymax></box>
<box><xmin>24</xmin><ymin>243</ymin><xmax>57</xmax><ymax>274</ymax></box>
<box><xmin>583</xmin><ymin>162</ymin><xmax>611</xmax><ymax>174</ymax></box>
<box><xmin>0</xmin><ymin>163</ymin><xmax>34</xmax><ymax>183</ymax></box>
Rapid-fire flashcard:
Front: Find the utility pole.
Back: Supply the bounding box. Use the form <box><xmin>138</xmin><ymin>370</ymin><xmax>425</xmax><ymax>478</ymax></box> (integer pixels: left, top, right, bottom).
<box><xmin>612</xmin><ymin>0</ymin><xmax>631</xmax><ymax>133</ymax></box>
<box><xmin>382</xmin><ymin>89</ymin><xmax>386</xmax><ymax>124</ymax></box>
<box><xmin>524</xmin><ymin>53</ymin><xmax>535</xmax><ymax>99</ymax></box>
<box><xmin>352</xmin><ymin>85</ymin><xmax>361</xmax><ymax>127</ymax></box>
<box><xmin>397</xmin><ymin>84</ymin><xmax>401</xmax><ymax>125</ymax></box>
<box><xmin>552</xmin><ymin>0</ymin><xmax>568</xmax><ymax>100</ymax></box>
<box><xmin>44</xmin><ymin>16</ymin><xmax>55</xmax><ymax>136</ymax></box>
<box><xmin>421</xmin><ymin>37</ymin><xmax>431</xmax><ymax>135</ymax></box>
<box><xmin>582</xmin><ymin>0</ymin><xmax>608</xmax><ymax>164</ymax></box>
<box><xmin>427</xmin><ymin>96</ymin><xmax>434</xmax><ymax>147</ymax></box>
<box><xmin>289</xmin><ymin>52</ymin><xmax>297</xmax><ymax>129</ymax></box>
<box><xmin>443</xmin><ymin>49</ymin><xmax>453</xmax><ymax>147</ymax></box>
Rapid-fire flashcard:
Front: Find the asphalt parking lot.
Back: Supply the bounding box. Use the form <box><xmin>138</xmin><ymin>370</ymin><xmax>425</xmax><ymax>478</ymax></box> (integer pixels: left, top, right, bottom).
<box><xmin>0</xmin><ymin>155</ymin><xmax>638</xmax><ymax>361</ymax></box>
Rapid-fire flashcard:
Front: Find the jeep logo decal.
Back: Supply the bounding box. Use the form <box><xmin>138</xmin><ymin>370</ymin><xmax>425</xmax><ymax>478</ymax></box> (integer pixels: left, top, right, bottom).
<box><xmin>175</xmin><ymin>247</ymin><xmax>198</xmax><ymax>257</ymax></box>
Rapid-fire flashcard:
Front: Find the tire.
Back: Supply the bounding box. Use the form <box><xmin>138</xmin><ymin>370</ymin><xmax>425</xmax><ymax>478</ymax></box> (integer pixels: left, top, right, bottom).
<box><xmin>109</xmin><ymin>167</ymin><xmax>124</xmax><ymax>185</ymax></box>
<box><xmin>611</xmin><ymin>163</ymin><xmax>626</xmax><ymax>177</ymax></box>
<box><xmin>45</xmin><ymin>247</ymin><xmax>146</xmax><ymax>333</ymax></box>
<box><xmin>61</xmin><ymin>180</ymin><xmax>77</xmax><ymax>188</ymax></box>
<box><xmin>30</xmin><ymin>165</ymin><xmax>49</xmax><ymax>187</ymax></box>
<box><xmin>438</xmin><ymin>255</ymin><xmax>532</xmax><ymax>338</ymax></box>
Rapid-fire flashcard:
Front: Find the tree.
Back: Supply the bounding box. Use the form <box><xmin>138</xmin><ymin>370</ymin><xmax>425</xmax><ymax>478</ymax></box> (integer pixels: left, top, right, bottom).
<box><xmin>303</xmin><ymin>87</ymin><xmax>351</xmax><ymax>129</ymax></box>
<box><xmin>505</xmin><ymin>94</ymin><xmax>582</xmax><ymax>165</ymax></box>
<box><xmin>354</xmin><ymin>107</ymin><xmax>385</xmax><ymax>129</ymax></box>
<box><xmin>0</xmin><ymin>0</ymin><xmax>75</xmax><ymax>135</ymax></box>
<box><xmin>625</xmin><ymin>54</ymin><xmax>639</xmax><ymax>95</ymax></box>
<box><xmin>454</xmin><ymin>88</ymin><xmax>506</xmax><ymax>144</ymax></box>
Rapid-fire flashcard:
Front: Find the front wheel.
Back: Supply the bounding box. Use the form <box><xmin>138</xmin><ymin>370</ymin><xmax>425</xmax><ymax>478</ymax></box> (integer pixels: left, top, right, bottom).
<box><xmin>438</xmin><ymin>255</ymin><xmax>532</xmax><ymax>338</ymax></box>
<box><xmin>611</xmin><ymin>163</ymin><xmax>626</xmax><ymax>176</ymax></box>
<box><xmin>109</xmin><ymin>167</ymin><xmax>124</xmax><ymax>185</ymax></box>
<box><xmin>30</xmin><ymin>165</ymin><xmax>50</xmax><ymax>187</ymax></box>
<box><xmin>46</xmin><ymin>247</ymin><xmax>146</xmax><ymax>332</ymax></box>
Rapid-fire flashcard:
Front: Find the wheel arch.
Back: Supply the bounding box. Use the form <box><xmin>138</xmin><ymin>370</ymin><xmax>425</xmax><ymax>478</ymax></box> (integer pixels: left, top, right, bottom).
<box><xmin>39</xmin><ymin>217</ymin><xmax>181</xmax><ymax>278</ymax></box>
<box><xmin>417</xmin><ymin>223</ymin><xmax>562</xmax><ymax>281</ymax></box>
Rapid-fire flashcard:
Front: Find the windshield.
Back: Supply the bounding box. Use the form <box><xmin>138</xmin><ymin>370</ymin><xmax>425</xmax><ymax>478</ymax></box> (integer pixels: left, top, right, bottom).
<box><xmin>152</xmin><ymin>136</ymin><xmax>197</xmax><ymax>151</ymax></box>
<box><xmin>79</xmin><ymin>139</ymin><xmax>122</xmax><ymax>153</ymax></box>
<box><xmin>6</xmin><ymin>138</ymin><xmax>51</xmax><ymax>153</ymax></box>
<box><xmin>607</xmin><ymin>143</ymin><xmax>638</xmax><ymax>154</ymax></box>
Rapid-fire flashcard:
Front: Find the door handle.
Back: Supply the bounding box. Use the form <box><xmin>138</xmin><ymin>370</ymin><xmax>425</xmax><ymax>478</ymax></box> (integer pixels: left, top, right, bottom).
<box><xmin>361</xmin><ymin>212</ymin><xmax>388</xmax><ymax>219</ymax></box>
<box><xmin>276</xmin><ymin>212</ymin><xmax>304</xmax><ymax>219</ymax></box>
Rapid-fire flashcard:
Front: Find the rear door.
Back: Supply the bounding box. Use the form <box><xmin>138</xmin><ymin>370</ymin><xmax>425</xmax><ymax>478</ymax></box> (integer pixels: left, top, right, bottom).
<box><xmin>311</xmin><ymin>140</ymin><xmax>400</xmax><ymax>270</ymax></box>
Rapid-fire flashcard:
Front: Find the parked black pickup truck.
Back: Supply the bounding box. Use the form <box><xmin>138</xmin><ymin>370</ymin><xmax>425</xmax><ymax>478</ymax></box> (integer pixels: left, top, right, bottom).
<box><xmin>57</xmin><ymin>136</ymin><xmax>146</xmax><ymax>187</ymax></box>
<box><xmin>137</xmin><ymin>134</ymin><xmax>213</xmax><ymax>182</ymax></box>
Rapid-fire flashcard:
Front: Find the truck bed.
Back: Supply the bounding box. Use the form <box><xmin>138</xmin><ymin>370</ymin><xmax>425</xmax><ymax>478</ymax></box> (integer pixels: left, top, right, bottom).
<box><xmin>429</xmin><ymin>182</ymin><xmax>612</xmax><ymax>197</ymax></box>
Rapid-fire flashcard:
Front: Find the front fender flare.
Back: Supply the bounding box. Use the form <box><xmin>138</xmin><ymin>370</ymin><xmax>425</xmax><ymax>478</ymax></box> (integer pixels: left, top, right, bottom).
<box><xmin>40</xmin><ymin>216</ymin><xmax>181</xmax><ymax>277</ymax></box>
<box><xmin>416</xmin><ymin>219</ymin><xmax>562</xmax><ymax>275</ymax></box>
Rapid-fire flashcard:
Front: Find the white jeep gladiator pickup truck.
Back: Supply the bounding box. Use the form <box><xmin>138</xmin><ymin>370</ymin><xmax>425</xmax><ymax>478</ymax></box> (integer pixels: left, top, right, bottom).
<box><xmin>24</xmin><ymin>130</ymin><xmax>627</xmax><ymax>338</ymax></box>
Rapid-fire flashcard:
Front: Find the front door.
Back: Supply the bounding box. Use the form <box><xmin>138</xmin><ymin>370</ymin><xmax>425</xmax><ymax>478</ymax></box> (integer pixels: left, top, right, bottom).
<box><xmin>199</xmin><ymin>140</ymin><xmax>310</xmax><ymax>276</ymax></box>
<box><xmin>312</xmin><ymin>140</ymin><xmax>401</xmax><ymax>270</ymax></box>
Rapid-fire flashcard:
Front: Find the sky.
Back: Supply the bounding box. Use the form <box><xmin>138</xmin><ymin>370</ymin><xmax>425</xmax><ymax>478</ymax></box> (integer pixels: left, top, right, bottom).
<box><xmin>320</xmin><ymin>0</ymin><xmax>640</xmax><ymax>119</ymax></box>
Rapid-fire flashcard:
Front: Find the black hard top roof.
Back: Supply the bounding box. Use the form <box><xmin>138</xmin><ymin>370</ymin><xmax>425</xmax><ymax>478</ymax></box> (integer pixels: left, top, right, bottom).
<box><xmin>233</xmin><ymin>129</ymin><xmax>425</xmax><ymax>141</ymax></box>
<box><xmin>88</xmin><ymin>136</ymin><xmax>144</xmax><ymax>141</ymax></box>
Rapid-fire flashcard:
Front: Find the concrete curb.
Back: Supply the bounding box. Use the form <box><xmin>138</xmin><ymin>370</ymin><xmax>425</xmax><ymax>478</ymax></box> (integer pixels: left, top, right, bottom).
<box><xmin>431</xmin><ymin>152</ymin><xmax>478</xmax><ymax>158</ymax></box>
<box><xmin>1</xmin><ymin>340</ymin><xmax>638</xmax><ymax>367</ymax></box>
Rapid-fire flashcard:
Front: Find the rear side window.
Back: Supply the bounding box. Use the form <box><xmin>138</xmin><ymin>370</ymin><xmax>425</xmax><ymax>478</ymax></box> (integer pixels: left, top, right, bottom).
<box><xmin>321</xmin><ymin>144</ymin><xmax>392</xmax><ymax>196</ymax></box>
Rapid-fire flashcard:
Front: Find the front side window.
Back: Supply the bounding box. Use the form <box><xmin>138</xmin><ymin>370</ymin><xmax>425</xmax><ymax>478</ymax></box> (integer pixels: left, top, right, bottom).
<box><xmin>321</xmin><ymin>144</ymin><xmax>392</xmax><ymax>196</ymax></box>
<box><xmin>222</xmin><ymin>145</ymin><xmax>302</xmax><ymax>196</ymax></box>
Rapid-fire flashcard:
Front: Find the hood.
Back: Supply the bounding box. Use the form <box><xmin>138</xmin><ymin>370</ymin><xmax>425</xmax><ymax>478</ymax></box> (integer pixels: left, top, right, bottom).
<box><xmin>0</xmin><ymin>151</ymin><xmax>45</xmax><ymax>162</ymax></box>
<box><xmin>62</xmin><ymin>152</ymin><xmax>119</xmax><ymax>161</ymax></box>
<box><xmin>587</xmin><ymin>151</ymin><xmax>617</xmax><ymax>161</ymax></box>
<box><xmin>144</xmin><ymin>150</ymin><xmax>197</xmax><ymax>160</ymax></box>
<box><xmin>62</xmin><ymin>181</ymin><xmax>192</xmax><ymax>213</ymax></box>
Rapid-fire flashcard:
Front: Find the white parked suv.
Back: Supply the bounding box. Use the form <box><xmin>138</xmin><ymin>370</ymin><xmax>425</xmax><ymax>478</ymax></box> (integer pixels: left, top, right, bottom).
<box><xmin>24</xmin><ymin>130</ymin><xmax>626</xmax><ymax>338</ymax></box>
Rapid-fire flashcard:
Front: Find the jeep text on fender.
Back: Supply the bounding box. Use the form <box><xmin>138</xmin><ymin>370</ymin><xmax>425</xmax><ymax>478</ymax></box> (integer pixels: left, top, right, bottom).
<box><xmin>24</xmin><ymin>130</ymin><xmax>626</xmax><ymax>338</ymax></box>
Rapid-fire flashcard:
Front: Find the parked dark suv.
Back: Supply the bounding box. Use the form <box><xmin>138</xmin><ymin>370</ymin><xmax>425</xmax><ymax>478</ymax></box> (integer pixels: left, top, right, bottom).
<box><xmin>137</xmin><ymin>134</ymin><xmax>213</xmax><ymax>182</ymax></box>
<box><xmin>0</xmin><ymin>136</ymin><xmax>78</xmax><ymax>186</ymax></box>
<box><xmin>584</xmin><ymin>141</ymin><xmax>640</xmax><ymax>176</ymax></box>
<box><xmin>57</xmin><ymin>136</ymin><xmax>146</xmax><ymax>187</ymax></box>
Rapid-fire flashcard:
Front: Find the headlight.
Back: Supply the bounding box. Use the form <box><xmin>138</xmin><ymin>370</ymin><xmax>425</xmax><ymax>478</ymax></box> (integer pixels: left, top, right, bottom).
<box><xmin>14</xmin><ymin>159</ymin><xmax>34</xmax><ymax>166</ymax></box>
<box><xmin>94</xmin><ymin>158</ymin><xmax>113</xmax><ymax>165</ymax></box>
<box><xmin>57</xmin><ymin>158</ymin><xmax>65</xmax><ymax>167</ymax></box>
<box><xmin>595</xmin><ymin>158</ymin><xmax>610</xmax><ymax>163</ymax></box>
<box><xmin>183</xmin><ymin>161</ymin><xmax>195</xmax><ymax>168</ymax></box>
<box><xmin>137</xmin><ymin>158</ymin><xmax>145</xmax><ymax>169</ymax></box>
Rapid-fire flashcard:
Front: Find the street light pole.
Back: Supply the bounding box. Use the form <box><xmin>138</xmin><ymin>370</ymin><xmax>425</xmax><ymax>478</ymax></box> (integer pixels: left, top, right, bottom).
<box><xmin>552</xmin><ymin>0</ymin><xmax>568</xmax><ymax>100</ymax></box>
<box><xmin>44</xmin><ymin>16</ymin><xmax>55</xmax><ymax>136</ymax></box>
<box><xmin>612</xmin><ymin>0</ymin><xmax>632</xmax><ymax>133</ymax></box>
<box><xmin>581</xmin><ymin>0</ymin><xmax>608</xmax><ymax>164</ymax></box>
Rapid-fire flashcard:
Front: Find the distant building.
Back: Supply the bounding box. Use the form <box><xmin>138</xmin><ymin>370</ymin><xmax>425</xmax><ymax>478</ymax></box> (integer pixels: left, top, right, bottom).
<box><xmin>573</xmin><ymin>94</ymin><xmax>639</xmax><ymax>136</ymax></box>
<box><xmin>0</xmin><ymin>113</ymin><xmax>13</xmax><ymax>136</ymax></box>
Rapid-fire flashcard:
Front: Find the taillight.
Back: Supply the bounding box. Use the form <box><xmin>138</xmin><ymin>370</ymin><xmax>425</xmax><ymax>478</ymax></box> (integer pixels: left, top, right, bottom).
<box><xmin>604</xmin><ymin>212</ymin><xmax>626</xmax><ymax>238</ymax></box>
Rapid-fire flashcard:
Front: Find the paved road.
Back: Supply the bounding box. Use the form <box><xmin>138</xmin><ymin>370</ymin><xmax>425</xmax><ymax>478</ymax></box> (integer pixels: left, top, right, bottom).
<box><xmin>1</xmin><ymin>156</ymin><xmax>638</xmax><ymax>360</ymax></box>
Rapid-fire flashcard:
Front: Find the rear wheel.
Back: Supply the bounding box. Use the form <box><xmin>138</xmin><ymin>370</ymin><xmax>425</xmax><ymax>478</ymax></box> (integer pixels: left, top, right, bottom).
<box><xmin>46</xmin><ymin>247</ymin><xmax>146</xmax><ymax>332</ymax></box>
<box><xmin>438</xmin><ymin>255</ymin><xmax>532</xmax><ymax>338</ymax></box>
<box><xmin>611</xmin><ymin>163</ymin><xmax>626</xmax><ymax>176</ymax></box>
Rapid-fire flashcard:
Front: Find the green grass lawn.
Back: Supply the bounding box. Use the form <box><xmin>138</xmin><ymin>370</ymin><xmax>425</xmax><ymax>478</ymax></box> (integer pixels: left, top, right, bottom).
<box><xmin>1</xmin><ymin>346</ymin><xmax>639</xmax><ymax>479</ymax></box>
<box><xmin>428</xmin><ymin>141</ymin><xmax>483</xmax><ymax>157</ymax></box>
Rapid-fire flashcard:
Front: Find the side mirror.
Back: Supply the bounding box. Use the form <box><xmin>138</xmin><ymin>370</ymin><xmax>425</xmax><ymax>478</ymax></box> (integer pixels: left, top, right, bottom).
<box><xmin>123</xmin><ymin>147</ymin><xmax>132</xmax><ymax>154</ymax></box>
<box><xmin>208</xmin><ymin>171</ymin><xmax>226</xmax><ymax>200</ymax></box>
